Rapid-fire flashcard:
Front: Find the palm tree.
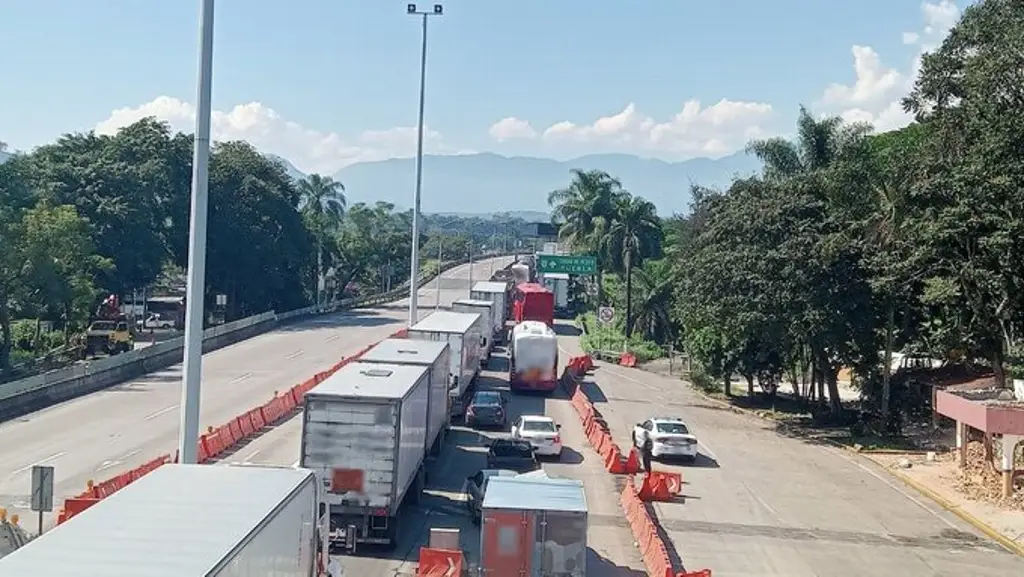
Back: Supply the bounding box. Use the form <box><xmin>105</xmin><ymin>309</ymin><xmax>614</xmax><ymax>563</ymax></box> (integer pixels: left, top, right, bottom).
<box><xmin>626</xmin><ymin>259</ymin><xmax>675</xmax><ymax>342</ymax></box>
<box><xmin>746</xmin><ymin>105</ymin><xmax>871</xmax><ymax>416</ymax></box>
<box><xmin>746</xmin><ymin>105</ymin><xmax>871</xmax><ymax>180</ymax></box>
<box><xmin>297</xmin><ymin>174</ymin><xmax>346</xmax><ymax>304</ymax></box>
<box><xmin>548</xmin><ymin>169</ymin><xmax>627</xmax><ymax>305</ymax></box>
<box><xmin>601</xmin><ymin>195</ymin><xmax>661</xmax><ymax>338</ymax></box>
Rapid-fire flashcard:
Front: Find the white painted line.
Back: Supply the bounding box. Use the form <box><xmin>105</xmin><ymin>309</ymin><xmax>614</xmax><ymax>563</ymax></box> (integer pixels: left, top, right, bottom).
<box><xmin>96</xmin><ymin>459</ymin><xmax>121</xmax><ymax>472</ymax></box>
<box><xmin>597</xmin><ymin>363</ymin><xmax>661</xmax><ymax>392</ymax></box>
<box><xmin>229</xmin><ymin>372</ymin><xmax>253</xmax><ymax>384</ymax></box>
<box><xmin>326</xmin><ymin>334</ymin><xmax>340</xmax><ymax>342</ymax></box>
<box><xmin>10</xmin><ymin>451</ymin><xmax>66</xmax><ymax>476</ymax></box>
<box><xmin>698</xmin><ymin>440</ymin><xmax>719</xmax><ymax>463</ymax></box>
<box><xmin>832</xmin><ymin>447</ymin><xmax>961</xmax><ymax>531</ymax></box>
<box><xmin>244</xmin><ymin>450</ymin><xmax>261</xmax><ymax>463</ymax></box>
<box><xmin>286</xmin><ymin>350</ymin><xmax>304</xmax><ymax>360</ymax></box>
<box><xmin>144</xmin><ymin>405</ymin><xmax>178</xmax><ymax>421</ymax></box>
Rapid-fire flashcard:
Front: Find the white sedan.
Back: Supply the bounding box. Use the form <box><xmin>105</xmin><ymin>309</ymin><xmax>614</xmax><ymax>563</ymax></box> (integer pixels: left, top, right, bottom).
<box><xmin>632</xmin><ymin>417</ymin><xmax>699</xmax><ymax>462</ymax></box>
<box><xmin>510</xmin><ymin>415</ymin><xmax>563</xmax><ymax>458</ymax></box>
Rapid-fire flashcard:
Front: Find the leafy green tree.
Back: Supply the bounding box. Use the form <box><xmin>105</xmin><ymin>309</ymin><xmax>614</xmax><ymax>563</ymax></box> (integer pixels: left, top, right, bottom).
<box><xmin>601</xmin><ymin>195</ymin><xmax>661</xmax><ymax>337</ymax></box>
<box><xmin>548</xmin><ymin>169</ymin><xmax>627</xmax><ymax>304</ymax></box>
<box><xmin>204</xmin><ymin>141</ymin><xmax>314</xmax><ymax>318</ymax></box>
<box><xmin>902</xmin><ymin>0</ymin><xmax>1024</xmax><ymax>387</ymax></box>
<box><xmin>19</xmin><ymin>203</ymin><xmax>112</xmax><ymax>336</ymax></box>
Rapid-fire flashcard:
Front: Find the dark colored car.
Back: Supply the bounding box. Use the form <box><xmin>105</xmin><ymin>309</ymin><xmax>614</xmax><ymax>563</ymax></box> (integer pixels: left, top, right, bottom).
<box><xmin>486</xmin><ymin>439</ymin><xmax>538</xmax><ymax>472</ymax></box>
<box><xmin>465</xmin><ymin>391</ymin><xmax>508</xmax><ymax>429</ymax></box>
<box><xmin>464</xmin><ymin>469</ymin><xmax>519</xmax><ymax>524</ymax></box>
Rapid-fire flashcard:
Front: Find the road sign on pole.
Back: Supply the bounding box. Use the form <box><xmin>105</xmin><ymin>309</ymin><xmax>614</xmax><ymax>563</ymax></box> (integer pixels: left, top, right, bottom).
<box><xmin>31</xmin><ymin>464</ymin><xmax>54</xmax><ymax>536</ymax></box>
<box><xmin>537</xmin><ymin>254</ymin><xmax>597</xmax><ymax>275</ymax></box>
<box><xmin>598</xmin><ymin>306</ymin><xmax>615</xmax><ymax>324</ymax></box>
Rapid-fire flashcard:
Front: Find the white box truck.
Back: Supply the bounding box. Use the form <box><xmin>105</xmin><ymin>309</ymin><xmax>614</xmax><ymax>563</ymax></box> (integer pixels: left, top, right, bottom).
<box><xmin>300</xmin><ymin>362</ymin><xmax>430</xmax><ymax>553</ymax></box>
<box><xmin>359</xmin><ymin>338</ymin><xmax>451</xmax><ymax>456</ymax></box>
<box><xmin>451</xmin><ymin>298</ymin><xmax>495</xmax><ymax>363</ymax></box>
<box><xmin>509</xmin><ymin>320</ymin><xmax>560</xmax><ymax>393</ymax></box>
<box><xmin>407</xmin><ymin>310</ymin><xmax>485</xmax><ymax>419</ymax></box>
<box><xmin>0</xmin><ymin>464</ymin><xmax>336</xmax><ymax>577</ymax></box>
<box><xmin>540</xmin><ymin>272</ymin><xmax>571</xmax><ymax>317</ymax></box>
<box><xmin>471</xmin><ymin>280</ymin><xmax>510</xmax><ymax>343</ymax></box>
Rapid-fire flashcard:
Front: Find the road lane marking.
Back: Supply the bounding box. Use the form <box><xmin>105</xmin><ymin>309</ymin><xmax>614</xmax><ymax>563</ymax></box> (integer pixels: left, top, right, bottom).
<box><xmin>286</xmin><ymin>350</ymin><xmax>304</xmax><ymax>360</ymax></box>
<box><xmin>244</xmin><ymin>450</ymin><xmax>261</xmax><ymax>463</ymax></box>
<box><xmin>144</xmin><ymin>405</ymin><xmax>178</xmax><ymax>421</ymax></box>
<box><xmin>10</xmin><ymin>451</ymin><xmax>66</xmax><ymax>476</ymax></box>
<box><xmin>832</xmin><ymin>447</ymin><xmax>960</xmax><ymax>531</ymax></box>
<box><xmin>326</xmin><ymin>334</ymin><xmax>340</xmax><ymax>342</ymax></box>
<box><xmin>230</xmin><ymin>372</ymin><xmax>253</xmax><ymax>384</ymax></box>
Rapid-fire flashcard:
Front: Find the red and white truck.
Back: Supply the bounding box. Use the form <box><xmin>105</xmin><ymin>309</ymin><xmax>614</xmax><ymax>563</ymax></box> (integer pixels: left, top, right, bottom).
<box><xmin>508</xmin><ymin>321</ymin><xmax>559</xmax><ymax>393</ymax></box>
<box><xmin>512</xmin><ymin>283</ymin><xmax>554</xmax><ymax>327</ymax></box>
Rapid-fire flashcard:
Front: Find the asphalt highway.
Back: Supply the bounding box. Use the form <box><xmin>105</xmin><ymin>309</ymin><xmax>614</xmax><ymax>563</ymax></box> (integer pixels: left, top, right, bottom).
<box><xmin>0</xmin><ymin>257</ymin><xmax>513</xmax><ymax>529</ymax></box>
<box><xmin>555</xmin><ymin>330</ymin><xmax>1024</xmax><ymax>577</ymax></box>
<box><xmin>234</xmin><ymin>344</ymin><xmax>646</xmax><ymax>576</ymax></box>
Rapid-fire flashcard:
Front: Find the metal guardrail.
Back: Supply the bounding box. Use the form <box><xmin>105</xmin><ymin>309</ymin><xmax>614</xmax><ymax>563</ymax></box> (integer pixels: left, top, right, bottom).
<box><xmin>0</xmin><ymin>253</ymin><xmax>517</xmax><ymax>413</ymax></box>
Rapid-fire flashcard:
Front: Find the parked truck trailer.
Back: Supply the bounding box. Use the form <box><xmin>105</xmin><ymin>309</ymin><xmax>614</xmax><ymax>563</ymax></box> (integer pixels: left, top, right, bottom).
<box><xmin>359</xmin><ymin>338</ymin><xmax>451</xmax><ymax>455</ymax></box>
<box><xmin>407</xmin><ymin>311</ymin><xmax>486</xmax><ymax>419</ymax></box>
<box><xmin>471</xmin><ymin>280</ymin><xmax>511</xmax><ymax>343</ymax></box>
<box><xmin>451</xmin><ymin>298</ymin><xmax>495</xmax><ymax>363</ymax></box>
<box><xmin>480</xmin><ymin>475</ymin><xmax>587</xmax><ymax>577</ymax></box>
<box><xmin>300</xmin><ymin>362</ymin><xmax>430</xmax><ymax>553</ymax></box>
<box><xmin>0</xmin><ymin>464</ymin><xmax>335</xmax><ymax>577</ymax></box>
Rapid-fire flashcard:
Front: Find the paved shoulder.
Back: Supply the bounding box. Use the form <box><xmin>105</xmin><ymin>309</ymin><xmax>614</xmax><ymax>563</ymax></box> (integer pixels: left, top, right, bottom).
<box><xmin>558</xmin><ymin>338</ymin><xmax>1024</xmax><ymax>576</ymax></box>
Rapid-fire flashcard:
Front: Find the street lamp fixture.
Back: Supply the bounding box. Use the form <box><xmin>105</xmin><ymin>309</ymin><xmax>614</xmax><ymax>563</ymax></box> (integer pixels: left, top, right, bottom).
<box><xmin>406</xmin><ymin>3</ymin><xmax>443</xmax><ymax>326</ymax></box>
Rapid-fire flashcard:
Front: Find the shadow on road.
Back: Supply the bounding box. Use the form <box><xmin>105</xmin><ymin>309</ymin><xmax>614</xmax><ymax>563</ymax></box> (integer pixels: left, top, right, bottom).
<box><xmin>553</xmin><ymin>323</ymin><xmax>582</xmax><ymax>337</ymax></box>
<box><xmin>579</xmin><ymin>379</ymin><xmax>609</xmax><ymax>403</ymax></box>
<box><xmin>586</xmin><ymin>548</ymin><xmax>648</xmax><ymax>577</ymax></box>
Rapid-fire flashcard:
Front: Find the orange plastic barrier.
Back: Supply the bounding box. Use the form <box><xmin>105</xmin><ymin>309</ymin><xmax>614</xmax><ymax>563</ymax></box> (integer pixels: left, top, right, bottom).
<box><xmin>248</xmin><ymin>407</ymin><xmax>266</xmax><ymax>430</ymax></box>
<box><xmin>621</xmin><ymin>476</ymin><xmax>677</xmax><ymax>577</ymax></box>
<box><xmin>637</xmin><ymin>471</ymin><xmax>683</xmax><ymax>502</ymax></box>
<box><xmin>416</xmin><ymin>547</ymin><xmax>464</xmax><ymax>577</ymax></box>
<box><xmin>619</xmin><ymin>352</ymin><xmax>637</xmax><ymax>367</ymax></box>
<box><xmin>56</xmin><ymin>497</ymin><xmax>100</xmax><ymax>524</ymax></box>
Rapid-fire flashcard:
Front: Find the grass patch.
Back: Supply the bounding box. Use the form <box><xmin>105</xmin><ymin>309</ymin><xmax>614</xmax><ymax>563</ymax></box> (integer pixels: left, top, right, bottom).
<box><xmin>577</xmin><ymin>312</ymin><xmax>664</xmax><ymax>362</ymax></box>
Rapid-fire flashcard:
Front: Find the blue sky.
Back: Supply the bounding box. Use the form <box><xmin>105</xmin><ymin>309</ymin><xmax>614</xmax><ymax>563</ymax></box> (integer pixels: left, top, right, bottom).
<box><xmin>1</xmin><ymin>1</ymin><xmax>966</xmax><ymax>175</ymax></box>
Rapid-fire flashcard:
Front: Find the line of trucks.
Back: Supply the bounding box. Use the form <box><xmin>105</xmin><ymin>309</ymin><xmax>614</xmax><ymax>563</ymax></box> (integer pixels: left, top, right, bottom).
<box><xmin>0</xmin><ymin>265</ymin><xmax>567</xmax><ymax>576</ymax></box>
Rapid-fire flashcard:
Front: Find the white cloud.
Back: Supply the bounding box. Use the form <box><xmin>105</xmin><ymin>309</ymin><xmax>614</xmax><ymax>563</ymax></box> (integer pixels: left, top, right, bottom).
<box><xmin>529</xmin><ymin>99</ymin><xmax>774</xmax><ymax>158</ymax></box>
<box><xmin>818</xmin><ymin>1</ymin><xmax>962</xmax><ymax>132</ymax></box>
<box><xmin>488</xmin><ymin>117</ymin><xmax>537</xmax><ymax>141</ymax></box>
<box><xmin>94</xmin><ymin>96</ymin><xmax>461</xmax><ymax>175</ymax></box>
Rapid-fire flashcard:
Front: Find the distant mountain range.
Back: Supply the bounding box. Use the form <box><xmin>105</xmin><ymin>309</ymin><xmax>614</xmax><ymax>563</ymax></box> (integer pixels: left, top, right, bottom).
<box><xmin>276</xmin><ymin>152</ymin><xmax>762</xmax><ymax>216</ymax></box>
<box><xmin>3</xmin><ymin>142</ymin><xmax>762</xmax><ymax>216</ymax></box>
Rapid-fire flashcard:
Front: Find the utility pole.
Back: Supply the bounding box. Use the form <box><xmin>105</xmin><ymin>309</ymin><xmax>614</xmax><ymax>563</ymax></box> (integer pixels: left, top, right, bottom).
<box><xmin>178</xmin><ymin>0</ymin><xmax>215</xmax><ymax>464</ymax></box>
<box><xmin>406</xmin><ymin>3</ymin><xmax>444</xmax><ymax>326</ymax></box>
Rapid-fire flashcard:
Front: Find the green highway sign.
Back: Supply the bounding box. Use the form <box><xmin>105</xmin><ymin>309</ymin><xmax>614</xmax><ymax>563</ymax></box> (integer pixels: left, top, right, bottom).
<box><xmin>537</xmin><ymin>254</ymin><xmax>597</xmax><ymax>275</ymax></box>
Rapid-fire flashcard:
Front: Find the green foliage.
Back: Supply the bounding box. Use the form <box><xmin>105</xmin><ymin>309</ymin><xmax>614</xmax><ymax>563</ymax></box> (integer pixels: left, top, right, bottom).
<box><xmin>577</xmin><ymin>312</ymin><xmax>664</xmax><ymax>362</ymax></box>
<box><xmin>664</xmin><ymin>1</ymin><xmax>1024</xmax><ymax>425</ymax></box>
<box><xmin>0</xmin><ymin>118</ymin><xmax>416</xmax><ymax>375</ymax></box>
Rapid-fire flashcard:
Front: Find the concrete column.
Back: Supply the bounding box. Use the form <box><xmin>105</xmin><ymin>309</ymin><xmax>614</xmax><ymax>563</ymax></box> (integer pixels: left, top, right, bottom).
<box><xmin>1000</xmin><ymin>434</ymin><xmax>1021</xmax><ymax>498</ymax></box>
<box><xmin>956</xmin><ymin>421</ymin><xmax>967</xmax><ymax>468</ymax></box>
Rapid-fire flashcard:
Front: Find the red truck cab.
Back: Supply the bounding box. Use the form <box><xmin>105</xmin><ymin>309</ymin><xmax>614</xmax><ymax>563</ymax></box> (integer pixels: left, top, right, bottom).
<box><xmin>512</xmin><ymin>283</ymin><xmax>554</xmax><ymax>326</ymax></box>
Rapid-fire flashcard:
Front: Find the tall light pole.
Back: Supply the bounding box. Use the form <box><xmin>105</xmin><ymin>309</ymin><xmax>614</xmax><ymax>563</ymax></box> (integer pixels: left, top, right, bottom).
<box><xmin>178</xmin><ymin>0</ymin><xmax>216</xmax><ymax>464</ymax></box>
<box><xmin>406</xmin><ymin>2</ymin><xmax>443</xmax><ymax>326</ymax></box>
